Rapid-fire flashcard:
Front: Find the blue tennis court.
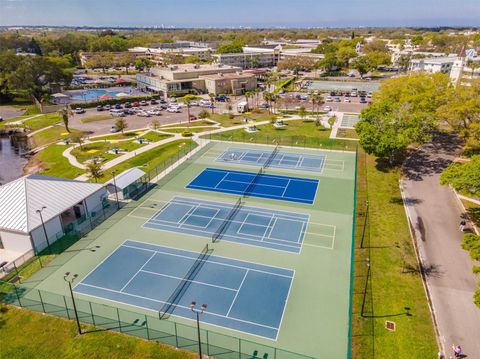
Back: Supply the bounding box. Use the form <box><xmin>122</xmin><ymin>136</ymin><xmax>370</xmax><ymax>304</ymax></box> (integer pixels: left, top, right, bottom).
<box><xmin>74</xmin><ymin>240</ymin><xmax>294</xmax><ymax>340</ymax></box>
<box><xmin>143</xmin><ymin>196</ymin><xmax>309</xmax><ymax>253</ymax></box>
<box><xmin>186</xmin><ymin>168</ymin><xmax>319</xmax><ymax>204</ymax></box>
<box><xmin>217</xmin><ymin>147</ymin><xmax>326</xmax><ymax>172</ymax></box>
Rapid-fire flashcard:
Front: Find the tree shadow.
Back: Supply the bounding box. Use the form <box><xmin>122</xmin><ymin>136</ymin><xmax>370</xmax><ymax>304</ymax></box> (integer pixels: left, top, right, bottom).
<box><xmin>389</xmin><ymin>196</ymin><xmax>423</xmax><ymax>206</ymax></box>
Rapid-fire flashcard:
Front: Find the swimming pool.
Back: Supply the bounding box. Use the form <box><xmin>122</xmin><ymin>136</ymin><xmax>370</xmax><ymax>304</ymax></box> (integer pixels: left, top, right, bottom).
<box><xmin>67</xmin><ymin>87</ymin><xmax>140</xmax><ymax>102</ymax></box>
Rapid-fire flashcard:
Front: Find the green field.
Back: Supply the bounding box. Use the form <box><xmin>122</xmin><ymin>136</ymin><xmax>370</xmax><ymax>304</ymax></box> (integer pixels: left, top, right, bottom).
<box><xmin>161</xmin><ymin>127</ymin><xmax>217</xmax><ymax>134</ymax></box>
<box><xmin>31</xmin><ymin>126</ymin><xmax>84</xmax><ymax>148</ymax></box>
<box><xmin>5</xmin><ymin>141</ymin><xmax>356</xmax><ymax>359</ymax></box>
<box><xmin>32</xmin><ymin>144</ymin><xmax>85</xmax><ymax>179</ymax></box>
<box><xmin>209</xmin><ymin>111</ymin><xmax>278</xmax><ymax>127</ymax></box>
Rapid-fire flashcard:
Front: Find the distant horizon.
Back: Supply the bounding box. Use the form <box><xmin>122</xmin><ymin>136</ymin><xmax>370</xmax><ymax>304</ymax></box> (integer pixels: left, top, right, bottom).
<box><xmin>1</xmin><ymin>0</ymin><xmax>479</xmax><ymax>28</ymax></box>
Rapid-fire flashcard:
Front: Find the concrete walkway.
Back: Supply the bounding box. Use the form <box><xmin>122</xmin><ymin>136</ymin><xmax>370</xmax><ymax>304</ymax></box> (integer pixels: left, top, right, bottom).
<box><xmin>73</xmin><ymin>134</ymin><xmax>182</xmax><ymax>181</ymax></box>
<box><xmin>400</xmin><ymin>132</ymin><xmax>480</xmax><ymax>358</ymax></box>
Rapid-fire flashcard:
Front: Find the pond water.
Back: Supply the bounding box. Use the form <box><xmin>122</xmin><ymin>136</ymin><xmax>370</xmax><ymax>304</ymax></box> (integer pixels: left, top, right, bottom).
<box><xmin>0</xmin><ymin>135</ymin><xmax>29</xmax><ymax>185</ymax></box>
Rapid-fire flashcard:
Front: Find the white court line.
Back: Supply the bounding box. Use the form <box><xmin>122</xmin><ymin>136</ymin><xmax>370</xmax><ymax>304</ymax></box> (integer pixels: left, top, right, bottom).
<box><xmin>281</xmin><ymin>179</ymin><xmax>291</xmax><ymax>197</ymax></box>
<box><xmin>226</xmin><ymin>269</ymin><xmax>249</xmax><ymax>317</ymax></box>
<box><xmin>177</xmin><ymin>204</ymin><xmax>199</xmax><ymax>226</ymax></box>
<box><xmin>214</xmin><ymin>173</ymin><xmax>230</xmax><ymax>189</ymax></box>
<box><xmin>120</xmin><ymin>252</ymin><xmax>156</xmax><ymax>292</ymax></box>
<box><xmin>77</xmin><ymin>282</ymin><xmax>279</xmax><ymax>331</ymax></box>
<box><xmin>122</xmin><ymin>243</ymin><xmax>295</xmax><ymax>278</ymax></box>
<box><xmin>236</xmin><ymin>213</ymin><xmax>272</xmax><ymax>239</ymax></box>
<box><xmin>140</xmin><ymin>269</ymin><xmax>238</xmax><ymax>292</ymax></box>
<box><xmin>267</xmin><ymin>218</ymin><xmax>304</xmax><ymax>244</ymax></box>
<box><xmin>261</xmin><ymin>216</ymin><xmax>276</xmax><ymax>243</ymax></box>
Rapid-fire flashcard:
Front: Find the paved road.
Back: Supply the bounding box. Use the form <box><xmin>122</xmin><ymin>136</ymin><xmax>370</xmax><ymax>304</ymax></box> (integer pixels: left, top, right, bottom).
<box><xmin>0</xmin><ymin>105</ymin><xmax>24</xmax><ymax>120</ymax></box>
<box><xmin>401</xmin><ymin>132</ymin><xmax>480</xmax><ymax>358</ymax></box>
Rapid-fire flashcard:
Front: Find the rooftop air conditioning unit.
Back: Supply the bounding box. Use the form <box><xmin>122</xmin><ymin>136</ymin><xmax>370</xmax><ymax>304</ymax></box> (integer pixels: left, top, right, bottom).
<box><xmin>194</xmin><ymin>64</ymin><xmax>200</xmax><ymax>69</ymax></box>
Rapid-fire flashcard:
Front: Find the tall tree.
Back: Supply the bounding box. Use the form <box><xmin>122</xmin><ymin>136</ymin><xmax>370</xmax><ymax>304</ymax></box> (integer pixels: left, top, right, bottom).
<box><xmin>86</xmin><ymin>161</ymin><xmax>103</xmax><ymax>183</ymax></box>
<box><xmin>58</xmin><ymin>107</ymin><xmax>73</xmax><ymax>133</ymax></box>
<box><xmin>115</xmin><ymin>118</ymin><xmax>128</xmax><ymax>134</ymax></box>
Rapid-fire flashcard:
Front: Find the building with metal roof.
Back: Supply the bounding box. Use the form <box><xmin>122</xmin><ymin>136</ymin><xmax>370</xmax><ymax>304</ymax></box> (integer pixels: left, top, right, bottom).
<box><xmin>0</xmin><ymin>174</ymin><xmax>107</xmax><ymax>265</ymax></box>
<box><xmin>105</xmin><ymin>168</ymin><xmax>147</xmax><ymax>200</ymax></box>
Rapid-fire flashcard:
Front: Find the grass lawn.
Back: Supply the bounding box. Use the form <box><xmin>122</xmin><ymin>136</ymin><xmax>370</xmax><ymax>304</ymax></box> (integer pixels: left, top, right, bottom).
<box><xmin>24</xmin><ymin>114</ymin><xmax>62</xmax><ymax>131</ymax></box>
<box><xmin>92</xmin><ymin>130</ymin><xmax>149</xmax><ymax>142</ymax></box>
<box><xmin>31</xmin><ymin>126</ymin><xmax>85</xmax><ymax>148</ymax></box>
<box><xmin>28</xmin><ymin>144</ymin><xmax>84</xmax><ymax>179</ymax></box>
<box><xmin>98</xmin><ymin>139</ymin><xmax>197</xmax><ymax>183</ymax></box>
<box><xmin>71</xmin><ymin>142</ymin><xmax>120</xmax><ymax>164</ymax></box>
<box><xmin>351</xmin><ymin>150</ymin><xmax>438</xmax><ymax>358</ymax></box>
<box><xmin>337</xmin><ymin>128</ymin><xmax>359</xmax><ymax>139</ymax></box>
<box><xmin>161</xmin><ymin>119</ymin><xmax>215</xmax><ymax>128</ymax></box>
<box><xmin>0</xmin><ymin>304</ymin><xmax>194</xmax><ymax>359</ymax></box>
<box><xmin>161</xmin><ymin>127</ymin><xmax>217</xmax><ymax>134</ymax></box>
<box><xmin>139</xmin><ymin>131</ymin><xmax>172</xmax><ymax>143</ymax></box>
<box><xmin>80</xmin><ymin>114</ymin><xmax>113</xmax><ymax>123</ymax></box>
<box><xmin>209</xmin><ymin>110</ymin><xmax>278</xmax><ymax>127</ymax></box>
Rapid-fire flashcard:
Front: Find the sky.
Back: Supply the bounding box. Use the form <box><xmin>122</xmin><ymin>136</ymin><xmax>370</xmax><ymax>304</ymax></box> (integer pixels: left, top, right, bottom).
<box><xmin>0</xmin><ymin>0</ymin><xmax>479</xmax><ymax>28</ymax></box>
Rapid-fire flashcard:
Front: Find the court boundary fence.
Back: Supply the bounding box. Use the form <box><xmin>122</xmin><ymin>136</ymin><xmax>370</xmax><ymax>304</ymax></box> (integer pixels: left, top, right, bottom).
<box><xmin>0</xmin><ymin>280</ymin><xmax>316</xmax><ymax>359</ymax></box>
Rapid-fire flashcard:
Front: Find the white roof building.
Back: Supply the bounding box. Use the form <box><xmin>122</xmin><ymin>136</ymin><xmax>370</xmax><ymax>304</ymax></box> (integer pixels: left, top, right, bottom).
<box><xmin>0</xmin><ymin>175</ymin><xmax>107</xmax><ymax>265</ymax></box>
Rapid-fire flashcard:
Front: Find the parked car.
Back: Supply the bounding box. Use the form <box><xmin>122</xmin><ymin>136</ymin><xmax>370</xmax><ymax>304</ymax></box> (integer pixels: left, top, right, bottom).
<box><xmin>359</xmin><ymin>96</ymin><xmax>367</xmax><ymax>103</ymax></box>
<box><xmin>344</xmin><ymin>98</ymin><xmax>351</xmax><ymax>103</ymax></box>
<box><xmin>168</xmin><ymin>98</ymin><xmax>177</xmax><ymax>103</ymax></box>
<box><xmin>96</xmin><ymin>105</ymin><xmax>104</xmax><ymax>111</ymax></box>
<box><xmin>132</xmin><ymin>102</ymin><xmax>140</xmax><ymax>107</ymax></box>
<box><xmin>110</xmin><ymin>109</ymin><xmax>125</xmax><ymax>117</ymax></box>
<box><xmin>367</xmin><ymin>92</ymin><xmax>373</xmax><ymax>98</ymax></box>
<box><xmin>167</xmin><ymin>107</ymin><xmax>181</xmax><ymax>113</ymax></box>
<box><xmin>110</xmin><ymin>125</ymin><xmax>119</xmax><ymax>133</ymax></box>
<box><xmin>215</xmin><ymin>95</ymin><xmax>230</xmax><ymax>102</ymax></box>
<box><xmin>104</xmin><ymin>104</ymin><xmax>111</xmax><ymax>110</ymax></box>
<box><xmin>114</xmin><ymin>103</ymin><xmax>123</xmax><ymax>109</ymax></box>
<box><xmin>189</xmin><ymin>115</ymin><xmax>197</xmax><ymax>121</ymax></box>
<box><xmin>323</xmin><ymin>106</ymin><xmax>332</xmax><ymax>112</ymax></box>
<box><xmin>189</xmin><ymin>101</ymin><xmax>199</xmax><ymax>106</ymax></box>
<box><xmin>159</xmin><ymin>98</ymin><xmax>167</xmax><ymax>104</ymax></box>
<box><xmin>147</xmin><ymin>109</ymin><xmax>161</xmax><ymax>116</ymax></box>
<box><xmin>124</xmin><ymin>102</ymin><xmax>132</xmax><ymax>108</ymax></box>
<box><xmin>139</xmin><ymin>100</ymin><xmax>148</xmax><ymax>106</ymax></box>
<box><xmin>74</xmin><ymin>107</ymin><xmax>85</xmax><ymax>114</ymax></box>
<box><xmin>350</xmin><ymin>91</ymin><xmax>357</xmax><ymax>97</ymax></box>
<box><xmin>260</xmin><ymin>103</ymin><xmax>269</xmax><ymax>109</ymax></box>
<box><xmin>150</xmin><ymin>99</ymin><xmax>158</xmax><ymax>105</ymax></box>
<box><xmin>138</xmin><ymin>111</ymin><xmax>150</xmax><ymax>117</ymax></box>
<box><xmin>325</xmin><ymin>96</ymin><xmax>333</xmax><ymax>102</ymax></box>
<box><xmin>334</xmin><ymin>97</ymin><xmax>341</xmax><ymax>102</ymax></box>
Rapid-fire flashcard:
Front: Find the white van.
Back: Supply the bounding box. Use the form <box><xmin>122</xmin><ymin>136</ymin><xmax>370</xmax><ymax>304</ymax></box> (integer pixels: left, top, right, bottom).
<box><xmin>110</xmin><ymin>109</ymin><xmax>125</xmax><ymax>117</ymax></box>
<box><xmin>237</xmin><ymin>101</ymin><xmax>249</xmax><ymax>113</ymax></box>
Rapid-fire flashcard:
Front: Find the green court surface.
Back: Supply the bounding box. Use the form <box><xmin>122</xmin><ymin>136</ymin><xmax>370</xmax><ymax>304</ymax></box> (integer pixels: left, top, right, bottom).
<box><xmin>11</xmin><ymin>141</ymin><xmax>357</xmax><ymax>359</ymax></box>
<box><xmin>340</xmin><ymin>114</ymin><xmax>361</xmax><ymax>128</ymax></box>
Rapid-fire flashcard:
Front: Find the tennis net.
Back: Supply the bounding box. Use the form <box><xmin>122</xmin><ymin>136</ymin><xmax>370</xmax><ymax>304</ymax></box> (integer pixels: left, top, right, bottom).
<box><xmin>212</xmin><ymin>197</ymin><xmax>243</xmax><ymax>243</ymax></box>
<box><xmin>263</xmin><ymin>145</ymin><xmax>279</xmax><ymax>169</ymax></box>
<box><xmin>158</xmin><ymin>243</ymin><xmax>212</xmax><ymax>319</ymax></box>
<box><xmin>243</xmin><ymin>167</ymin><xmax>263</xmax><ymax>198</ymax></box>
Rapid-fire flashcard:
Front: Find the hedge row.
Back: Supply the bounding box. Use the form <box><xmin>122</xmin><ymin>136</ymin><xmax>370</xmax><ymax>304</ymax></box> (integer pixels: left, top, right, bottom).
<box><xmin>64</xmin><ymin>81</ymin><xmax>136</xmax><ymax>91</ymax></box>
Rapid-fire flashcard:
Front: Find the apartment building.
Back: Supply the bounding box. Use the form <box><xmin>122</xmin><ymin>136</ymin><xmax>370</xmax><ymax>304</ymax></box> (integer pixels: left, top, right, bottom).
<box><xmin>408</xmin><ymin>56</ymin><xmax>457</xmax><ymax>74</ymax></box>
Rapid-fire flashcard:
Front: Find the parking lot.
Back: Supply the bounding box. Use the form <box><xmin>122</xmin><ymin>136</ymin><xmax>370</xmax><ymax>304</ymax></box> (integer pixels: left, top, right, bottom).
<box><xmin>70</xmin><ymin>99</ymin><xmax>234</xmax><ymax>136</ymax></box>
<box><xmin>279</xmin><ymin>92</ymin><xmax>368</xmax><ymax>113</ymax></box>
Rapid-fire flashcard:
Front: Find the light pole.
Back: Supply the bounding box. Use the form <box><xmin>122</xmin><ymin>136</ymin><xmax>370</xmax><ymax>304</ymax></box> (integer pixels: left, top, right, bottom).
<box><xmin>190</xmin><ymin>301</ymin><xmax>207</xmax><ymax>358</ymax></box>
<box><xmin>64</xmin><ymin>272</ymin><xmax>82</xmax><ymax>335</ymax></box>
<box><xmin>36</xmin><ymin>206</ymin><xmax>51</xmax><ymax>253</ymax></box>
<box><xmin>111</xmin><ymin>170</ymin><xmax>120</xmax><ymax>209</ymax></box>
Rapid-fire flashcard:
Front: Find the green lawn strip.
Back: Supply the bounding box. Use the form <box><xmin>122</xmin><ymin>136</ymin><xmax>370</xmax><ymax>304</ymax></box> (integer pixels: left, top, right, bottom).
<box><xmin>351</xmin><ymin>150</ymin><xmax>438</xmax><ymax>358</ymax></box>
<box><xmin>23</xmin><ymin>114</ymin><xmax>62</xmax><ymax>131</ymax></box>
<box><xmin>91</xmin><ymin>130</ymin><xmax>149</xmax><ymax>142</ymax></box>
<box><xmin>31</xmin><ymin>144</ymin><xmax>85</xmax><ymax>179</ymax></box>
<box><xmin>97</xmin><ymin>139</ymin><xmax>197</xmax><ymax>183</ymax></box>
<box><xmin>138</xmin><ymin>131</ymin><xmax>171</xmax><ymax>143</ymax></box>
<box><xmin>0</xmin><ymin>115</ymin><xmax>31</xmax><ymax>128</ymax></box>
<box><xmin>204</xmin><ymin>119</ymin><xmax>356</xmax><ymax>150</ymax></box>
<box><xmin>70</xmin><ymin>142</ymin><xmax>120</xmax><ymax>164</ymax></box>
<box><xmin>80</xmin><ymin>114</ymin><xmax>113</xmax><ymax>123</ymax></box>
<box><xmin>0</xmin><ymin>304</ymin><xmax>194</xmax><ymax>359</ymax></box>
<box><xmin>337</xmin><ymin>128</ymin><xmax>359</xmax><ymax>139</ymax></box>
<box><xmin>161</xmin><ymin>119</ymin><xmax>215</xmax><ymax>128</ymax></box>
<box><xmin>209</xmin><ymin>111</ymin><xmax>278</xmax><ymax>127</ymax></box>
<box><xmin>161</xmin><ymin>127</ymin><xmax>217</xmax><ymax>134</ymax></box>
<box><xmin>31</xmin><ymin>126</ymin><xmax>85</xmax><ymax>148</ymax></box>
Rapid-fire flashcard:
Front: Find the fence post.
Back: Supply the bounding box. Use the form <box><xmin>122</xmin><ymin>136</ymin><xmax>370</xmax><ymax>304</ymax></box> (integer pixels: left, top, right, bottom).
<box><xmin>13</xmin><ymin>284</ymin><xmax>23</xmax><ymax>307</ymax></box>
<box><xmin>206</xmin><ymin>330</ymin><xmax>210</xmax><ymax>356</ymax></box>
<box><xmin>238</xmin><ymin>338</ymin><xmax>241</xmax><ymax>359</ymax></box>
<box><xmin>37</xmin><ymin>290</ymin><xmax>46</xmax><ymax>313</ymax></box>
<box><xmin>63</xmin><ymin>295</ymin><xmax>71</xmax><ymax>319</ymax></box>
<box><xmin>144</xmin><ymin>315</ymin><xmax>150</xmax><ymax>340</ymax></box>
<box><xmin>89</xmin><ymin>302</ymin><xmax>95</xmax><ymax>325</ymax></box>
<box><xmin>174</xmin><ymin>321</ymin><xmax>179</xmax><ymax>348</ymax></box>
<box><xmin>116</xmin><ymin>308</ymin><xmax>122</xmax><ymax>331</ymax></box>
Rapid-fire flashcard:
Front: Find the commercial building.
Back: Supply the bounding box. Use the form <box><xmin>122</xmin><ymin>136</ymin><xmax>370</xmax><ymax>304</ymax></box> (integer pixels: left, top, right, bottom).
<box><xmin>0</xmin><ymin>175</ymin><xmax>107</xmax><ymax>265</ymax></box>
<box><xmin>408</xmin><ymin>56</ymin><xmax>457</xmax><ymax>74</ymax></box>
<box><xmin>136</xmin><ymin>63</ymin><xmax>256</xmax><ymax>97</ymax></box>
<box><xmin>203</xmin><ymin>72</ymin><xmax>257</xmax><ymax>95</ymax></box>
<box><xmin>213</xmin><ymin>52</ymin><xmax>276</xmax><ymax>69</ymax></box>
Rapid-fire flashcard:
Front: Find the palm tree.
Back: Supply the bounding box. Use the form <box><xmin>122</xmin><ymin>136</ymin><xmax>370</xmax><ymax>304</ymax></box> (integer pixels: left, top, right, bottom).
<box><xmin>244</xmin><ymin>91</ymin><xmax>252</xmax><ymax>108</ymax></box>
<box><xmin>86</xmin><ymin>161</ymin><xmax>103</xmax><ymax>183</ymax></box>
<box><xmin>467</xmin><ymin>59</ymin><xmax>480</xmax><ymax>78</ymax></box>
<box><xmin>208</xmin><ymin>93</ymin><xmax>215</xmax><ymax>114</ymax></box>
<box><xmin>58</xmin><ymin>106</ymin><xmax>73</xmax><ymax>133</ymax></box>
<box><xmin>184</xmin><ymin>98</ymin><xmax>192</xmax><ymax>128</ymax></box>
<box><xmin>263</xmin><ymin>92</ymin><xmax>273</xmax><ymax>113</ymax></box>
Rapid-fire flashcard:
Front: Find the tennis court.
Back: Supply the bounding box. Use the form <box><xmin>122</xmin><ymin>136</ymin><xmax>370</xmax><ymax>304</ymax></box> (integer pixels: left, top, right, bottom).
<box><xmin>143</xmin><ymin>196</ymin><xmax>309</xmax><ymax>253</ymax></box>
<box><xmin>340</xmin><ymin>114</ymin><xmax>361</xmax><ymax>128</ymax></box>
<box><xmin>73</xmin><ymin>240</ymin><xmax>293</xmax><ymax>340</ymax></box>
<box><xmin>307</xmin><ymin>80</ymin><xmax>380</xmax><ymax>92</ymax></box>
<box><xmin>216</xmin><ymin>148</ymin><xmax>326</xmax><ymax>173</ymax></box>
<box><xmin>186</xmin><ymin>168</ymin><xmax>319</xmax><ymax>204</ymax></box>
